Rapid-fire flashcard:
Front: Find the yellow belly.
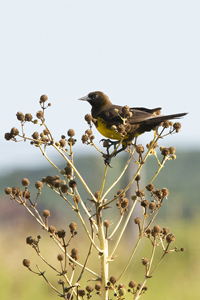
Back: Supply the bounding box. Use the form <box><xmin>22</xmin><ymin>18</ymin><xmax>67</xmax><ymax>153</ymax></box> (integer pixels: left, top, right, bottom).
<box><xmin>96</xmin><ymin>117</ymin><xmax>130</xmax><ymax>140</ymax></box>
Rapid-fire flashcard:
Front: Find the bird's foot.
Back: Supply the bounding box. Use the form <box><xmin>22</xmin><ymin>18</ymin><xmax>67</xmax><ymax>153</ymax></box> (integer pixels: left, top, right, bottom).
<box><xmin>100</xmin><ymin>138</ymin><xmax>120</xmax><ymax>150</ymax></box>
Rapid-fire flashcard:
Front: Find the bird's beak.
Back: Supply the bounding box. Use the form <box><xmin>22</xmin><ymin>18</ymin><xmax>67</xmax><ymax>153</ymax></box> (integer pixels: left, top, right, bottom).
<box><xmin>78</xmin><ymin>95</ymin><xmax>89</xmax><ymax>101</ymax></box>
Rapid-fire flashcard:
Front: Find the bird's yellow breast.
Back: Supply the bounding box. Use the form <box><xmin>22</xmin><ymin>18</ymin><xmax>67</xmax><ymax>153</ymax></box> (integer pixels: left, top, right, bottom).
<box><xmin>96</xmin><ymin>117</ymin><xmax>130</xmax><ymax>140</ymax></box>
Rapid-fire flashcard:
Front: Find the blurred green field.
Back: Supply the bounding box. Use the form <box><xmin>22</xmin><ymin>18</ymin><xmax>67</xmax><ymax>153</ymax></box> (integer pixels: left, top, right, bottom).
<box><xmin>1</xmin><ymin>151</ymin><xmax>199</xmax><ymax>299</ymax></box>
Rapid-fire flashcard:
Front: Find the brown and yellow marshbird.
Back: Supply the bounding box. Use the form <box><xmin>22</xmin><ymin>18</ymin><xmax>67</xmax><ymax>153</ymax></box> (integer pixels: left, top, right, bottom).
<box><xmin>79</xmin><ymin>91</ymin><xmax>187</xmax><ymax>160</ymax></box>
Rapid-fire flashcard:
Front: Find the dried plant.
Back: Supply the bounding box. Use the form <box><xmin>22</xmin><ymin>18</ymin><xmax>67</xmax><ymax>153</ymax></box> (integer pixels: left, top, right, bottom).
<box><xmin>4</xmin><ymin>95</ymin><xmax>185</xmax><ymax>300</ymax></box>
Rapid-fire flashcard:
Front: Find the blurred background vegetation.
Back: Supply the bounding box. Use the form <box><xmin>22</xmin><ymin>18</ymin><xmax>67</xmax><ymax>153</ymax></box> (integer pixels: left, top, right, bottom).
<box><xmin>0</xmin><ymin>150</ymin><xmax>199</xmax><ymax>299</ymax></box>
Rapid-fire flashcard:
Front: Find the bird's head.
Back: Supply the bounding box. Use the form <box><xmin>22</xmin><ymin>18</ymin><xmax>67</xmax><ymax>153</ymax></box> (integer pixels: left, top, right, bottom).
<box><xmin>79</xmin><ymin>91</ymin><xmax>112</xmax><ymax>108</ymax></box>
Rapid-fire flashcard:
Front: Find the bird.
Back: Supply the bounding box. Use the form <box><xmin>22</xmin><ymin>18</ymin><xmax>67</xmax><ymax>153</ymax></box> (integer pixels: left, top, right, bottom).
<box><xmin>79</xmin><ymin>91</ymin><xmax>187</xmax><ymax>159</ymax></box>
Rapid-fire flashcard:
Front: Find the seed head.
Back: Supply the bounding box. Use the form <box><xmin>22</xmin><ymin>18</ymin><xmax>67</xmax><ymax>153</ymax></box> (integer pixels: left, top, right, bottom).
<box><xmin>57</xmin><ymin>229</ymin><xmax>66</xmax><ymax>239</ymax></box>
<box><xmin>73</xmin><ymin>195</ymin><xmax>80</xmax><ymax>203</ymax></box>
<box><xmin>32</xmin><ymin>131</ymin><xmax>39</xmax><ymax>140</ymax></box>
<box><xmin>40</xmin><ymin>94</ymin><xmax>48</xmax><ymax>102</ymax></box>
<box><xmin>134</xmin><ymin>217</ymin><xmax>141</xmax><ymax>224</ymax></box>
<box><xmin>4</xmin><ymin>132</ymin><xmax>12</xmax><ymax>140</ymax></box>
<box><xmin>84</xmin><ymin>114</ymin><xmax>93</xmax><ymax>124</ymax></box>
<box><xmin>149</xmin><ymin>201</ymin><xmax>156</xmax><ymax>211</ymax></box>
<box><xmin>43</xmin><ymin>209</ymin><xmax>50</xmax><ymax>218</ymax></box>
<box><xmin>69</xmin><ymin>222</ymin><xmax>77</xmax><ymax>232</ymax></box>
<box><xmin>142</xmin><ymin>257</ymin><xmax>149</xmax><ymax>265</ymax></box>
<box><xmin>61</xmin><ymin>185</ymin><xmax>69</xmax><ymax>194</ymax></box>
<box><xmin>141</xmin><ymin>199</ymin><xmax>149</xmax><ymax>208</ymax></box>
<box><xmin>161</xmin><ymin>147</ymin><xmax>170</xmax><ymax>156</ymax></box>
<box><xmin>48</xmin><ymin>225</ymin><xmax>56</xmax><ymax>234</ymax></box>
<box><xmin>135</xmin><ymin>174</ymin><xmax>141</xmax><ymax>181</ymax></box>
<box><xmin>162</xmin><ymin>120</ymin><xmax>169</xmax><ymax>128</ymax></box>
<box><xmin>10</xmin><ymin>127</ymin><xmax>19</xmax><ymax>136</ymax></box>
<box><xmin>69</xmin><ymin>180</ymin><xmax>77</xmax><ymax>189</ymax></box>
<box><xmin>136</xmin><ymin>144</ymin><xmax>144</xmax><ymax>154</ymax></box>
<box><xmin>57</xmin><ymin>254</ymin><xmax>64</xmax><ymax>261</ymax></box>
<box><xmin>152</xmin><ymin>225</ymin><xmax>162</xmax><ymax>234</ymax></box>
<box><xmin>121</xmin><ymin>198</ymin><xmax>129</xmax><ymax>208</ymax></box>
<box><xmin>23</xmin><ymin>258</ymin><xmax>30</xmax><ymax>268</ymax></box>
<box><xmin>95</xmin><ymin>283</ymin><xmax>101</xmax><ymax>291</ymax></box>
<box><xmin>104</xmin><ymin>220</ymin><xmax>110</xmax><ymax>228</ymax></box>
<box><xmin>78</xmin><ymin>289</ymin><xmax>85</xmax><ymax>297</ymax></box>
<box><xmin>173</xmin><ymin>122</ymin><xmax>181</xmax><ymax>133</ymax></box>
<box><xmin>26</xmin><ymin>236</ymin><xmax>35</xmax><ymax>245</ymax></box>
<box><xmin>36</xmin><ymin>110</ymin><xmax>43</xmax><ymax>119</ymax></box>
<box><xmin>59</xmin><ymin>139</ymin><xmax>66</xmax><ymax>147</ymax></box>
<box><xmin>22</xmin><ymin>178</ymin><xmax>30</xmax><ymax>186</ymax></box>
<box><xmin>122</xmin><ymin>105</ymin><xmax>130</xmax><ymax>114</ymax></box>
<box><xmin>162</xmin><ymin>188</ymin><xmax>169</xmax><ymax>198</ymax></box>
<box><xmin>67</xmin><ymin>129</ymin><xmax>75</xmax><ymax>137</ymax></box>
<box><xmin>154</xmin><ymin>189</ymin><xmax>163</xmax><ymax>200</ymax></box>
<box><xmin>5</xmin><ymin>187</ymin><xmax>12</xmax><ymax>195</ymax></box>
<box><xmin>146</xmin><ymin>183</ymin><xmax>154</xmax><ymax>191</ymax></box>
<box><xmin>35</xmin><ymin>181</ymin><xmax>43</xmax><ymax>189</ymax></box>
<box><xmin>109</xmin><ymin>276</ymin><xmax>117</xmax><ymax>284</ymax></box>
<box><xmin>16</xmin><ymin>111</ymin><xmax>25</xmax><ymax>121</ymax></box>
<box><xmin>166</xmin><ymin>233</ymin><xmax>175</xmax><ymax>243</ymax></box>
<box><xmin>162</xmin><ymin>227</ymin><xmax>169</xmax><ymax>235</ymax></box>
<box><xmin>25</xmin><ymin>113</ymin><xmax>33</xmax><ymax>121</ymax></box>
<box><xmin>169</xmin><ymin>146</ymin><xmax>176</xmax><ymax>154</ymax></box>
<box><xmin>86</xmin><ymin>285</ymin><xmax>94</xmax><ymax>293</ymax></box>
<box><xmin>136</xmin><ymin>190</ymin><xmax>145</xmax><ymax>198</ymax></box>
<box><xmin>129</xmin><ymin>280</ymin><xmax>137</xmax><ymax>289</ymax></box>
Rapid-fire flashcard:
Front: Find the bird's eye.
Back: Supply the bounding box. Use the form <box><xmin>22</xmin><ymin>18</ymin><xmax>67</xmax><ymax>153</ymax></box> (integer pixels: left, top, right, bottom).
<box><xmin>91</xmin><ymin>94</ymin><xmax>97</xmax><ymax>100</ymax></box>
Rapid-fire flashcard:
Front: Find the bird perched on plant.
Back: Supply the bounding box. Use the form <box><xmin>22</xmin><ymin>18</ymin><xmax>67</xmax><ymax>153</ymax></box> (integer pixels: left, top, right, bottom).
<box><xmin>79</xmin><ymin>91</ymin><xmax>187</xmax><ymax>144</ymax></box>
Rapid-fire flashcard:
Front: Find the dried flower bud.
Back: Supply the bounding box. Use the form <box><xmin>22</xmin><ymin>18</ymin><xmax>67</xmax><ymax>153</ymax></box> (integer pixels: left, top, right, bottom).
<box><xmin>78</xmin><ymin>289</ymin><xmax>85</xmax><ymax>297</ymax></box>
<box><xmin>136</xmin><ymin>190</ymin><xmax>145</xmax><ymax>198</ymax></box>
<box><xmin>95</xmin><ymin>283</ymin><xmax>101</xmax><ymax>291</ymax></box>
<box><xmin>173</xmin><ymin>122</ymin><xmax>181</xmax><ymax>133</ymax></box>
<box><xmin>32</xmin><ymin>131</ymin><xmax>39</xmax><ymax>139</ymax></box>
<box><xmin>154</xmin><ymin>189</ymin><xmax>163</xmax><ymax>200</ymax></box>
<box><xmin>162</xmin><ymin>227</ymin><xmax>169</xmax><ymax>235</ymax></box>
<box><xmin>111</xmin><ymin>125</ymin><xmax>117</xmax><ymax>131</ymax></box>
<box><xmin>69</xmin><ymin>222</ymin><xmax>77</xmax><ymax>232</ymax></box>
<box><xmin>129</xmin><ymin>280</ymin><xmax>137</xmax><ymax>288</ymax></box>
<box><xmin>23</xmin><ymin>258</ymin><xmax>30</xmax><ymax>268</ymax></box>
<box><xmin>45</xmin><ymin>176</ymin><xmax>53</xmax><ymax>185</ymax></box>
<box><xmin>169</xmin><ymin>146</ymin><xmax>176</xmax><ymax>154</ymax></box>
<box><xmin>162</xmin><ymin>188</ymin><xmax>169</xmax><ymax>198</ymax></box>
<box><xmin>152</xmin><ymin>225</ymin><xmax>162</xmax><ymax>234</ymax></box>
<box><xmin>73</xmin><ymin>195</ymin><xmax>80</xmax><ymax>203</ymax></box>
<box><xmin>5</xmin><ymin>187</ymin><xmax>12</xmax><ymax>195</ymax></box>
<box><xmin>136</xmin><ymin>144</ymin><xmax>144</xmax><ymax>154</ymax></box>
<box><xmin>81</xmin><ymin>134</ymin><xmax>88</xmax><ymax>143</ymax></box>
<box><xmin>43</xmin><ymin>210</ymin><xmax>50</xmax><ymax>218</ymax></box>
<box><xmin>57</xmin><ymin>229</ymin><xmax>66</xmax><ymax>239</ymax></box>
<box><xmin>84</xmin><ymin>114</ymin><xmax>93</xmax><ymax>124</ymax></box>
<box><xmin>162</xmin><ymin>120</ymin><xmax>169</xmax><ymax>128</ymax></box>
<box><xmin>149</xmin><ymin>201</ymin><xmax>156</xmax><ymax>210</ymax></box>
<box><xmin>86</xmin><ymin>285</ymin><xmax>94</xmax><ymax>293</ymax></box>
<box><xmin>134</xmin><ymin>217</ymin><xmax>141</xmax><ymax>224</ymax></box>
<box><xmin>40</xmin><ymin>94</ymin><xmax>48</xmax><ymax>102</ymax></box>
<box><xmin>10</xmin><ymin>127</ymin><xmax>19</xmax><ymax>136</ymax></box>
<box><xmin>48</xmin><ymin>225</ymin><xmax>56</xmax><ymax>234</ymax></box>
<box><xmin>59</xmin><ymin>139</ymin><xmax>66</xmax><ymax>147</ymax></box>
<box><xmin>4</xmin><ymin>132</ymin><xmax>12</xmax><ymax>140</ymax></box>
<box><xmin>135</xmin><ymin>175</ymin><xmax>141</xmax><ymax>181</ymax></box>
<box><xmin>121</xmin><ymin>198</ymin><xmax>129</xmax><ymax>208</ymax></box>
<box><xmin>26</xmin><ymin>236</ymin><xmax>35</xmax><ymax>245</ymax></box>
<box><xmin>146</xmin><ymin>183</ymin><xmax>154</xmax><ymax>191</ymax></box>
<box><xmin>109</xmin><ymin>276</ymin><xmax>117</xmax><ymax>284</ymax></box>
<box><xmin>25</xmin><ymin>113</ymin><xmax>33</xmax><ymax>121</ymax></box>
<box><xmin>35</xmin><ymin>181</ymin><xmax>43</xmax><ymax>189</ymax></box>
<box><xmin>104</xmin><ymin>220</ymin><xmax>110</xmax><ymax>228</ymax></box>
<box><xmin>166</xmin><ymin>233</ymin><xmax>175</xmax><ymax>243</ymax></box>
<box><xmin>57</xmin><ymin>254</ymin><xmax>64</xmax><ymax>261</ymax></box>
<box><xmin>36</xmin><ymin>110</ymin><xmax>43</xmax><ymax>119</ymax></box>
<box><xmin>67</xmin><ymin>129</ymin><xmax>75</xmax><ymax>137</ymax></box>
<box><xmin>69</xmin><ymin>180</ymin><xmax>77</xmax><ymax>189</ymax></box>
<box><xmin>22</xmin><ymin>178</ymin><xmax>30</xmax><ymax>186</ymax></box>
<box><xmin>16</xmin><ymin>111</ymin><xmax>24</xmax><ymax>121</ymax></box>
<box><xmin>161</xmin><ymin>147</ymin><xmax>170</xmax><ymax>156</ymax></box>
<box><xmin>122</xmin><ymin>105</ymin><xmax>130</xmax><ymax>114</ymax></box>
<box><xmin>141</xmin><ymin>199</ymin><xmax>149</xmax><ymax>207</ymax></box>
<box><xmin>116</xmin><ymin>189</ymin><xmax>126</xmax><ymax>199</ymax></box>
<box><xmin>142</xmin><ymin>257</ymin><xmax>149</xmax><ymax>265</ymax></box>
<box><xmin>61</xmin><ymin>185</ymin><xmax>69</xmax><ymax>194</ymax></box>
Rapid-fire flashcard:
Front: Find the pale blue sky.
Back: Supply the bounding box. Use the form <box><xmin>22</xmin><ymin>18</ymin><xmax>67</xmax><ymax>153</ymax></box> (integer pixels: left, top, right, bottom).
<box><xmin>1</xmin><ymin>1</ymin><xmax>200</xmax><ymax>172</ymax></box>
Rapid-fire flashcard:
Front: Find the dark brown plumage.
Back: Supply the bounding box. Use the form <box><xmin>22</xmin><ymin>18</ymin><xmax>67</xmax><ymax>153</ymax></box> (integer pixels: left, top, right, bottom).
<box><xmin>79</xmin><ymin>91</ymin><xmax>187</xmax><ymax>144</ymax></box>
